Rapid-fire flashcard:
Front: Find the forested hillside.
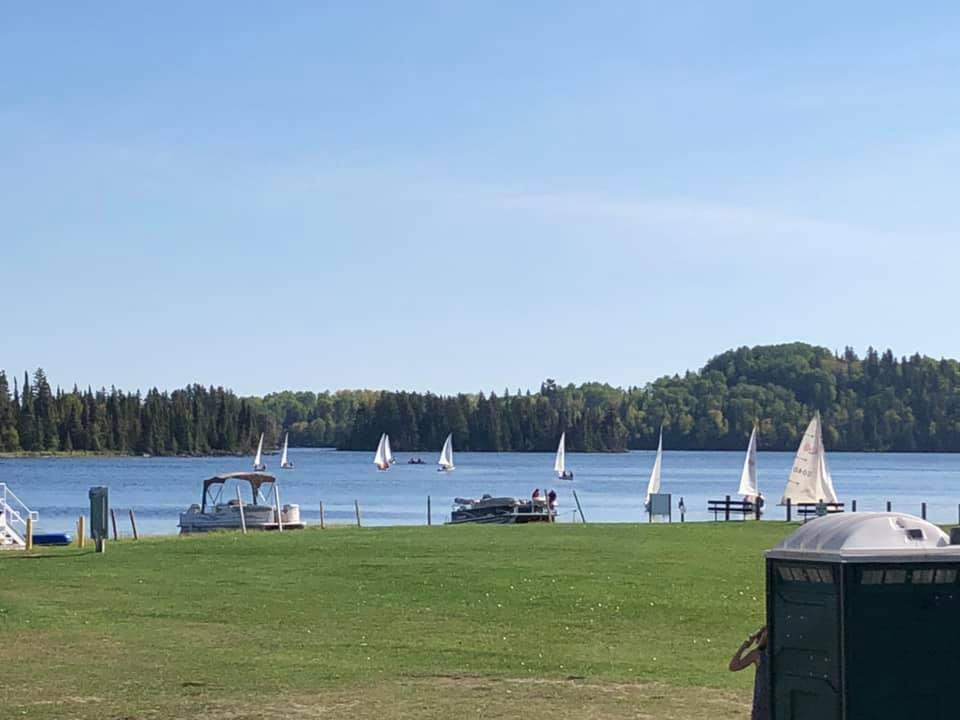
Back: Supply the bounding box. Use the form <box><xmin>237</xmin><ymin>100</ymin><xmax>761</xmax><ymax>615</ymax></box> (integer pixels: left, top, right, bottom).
<box><xmin>3</xmin><ymin>343</ymin><xmax>960</xmax><ymax>455</ymax></box>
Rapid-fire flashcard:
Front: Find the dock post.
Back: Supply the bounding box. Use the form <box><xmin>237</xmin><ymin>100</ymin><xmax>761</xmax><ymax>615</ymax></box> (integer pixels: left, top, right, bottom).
<box><xmin>237</xmin><ymin>486</ymin><xmax>247</xmax><ymax>534</ymax></box>
<box><xmin>319</xmin><ymin>501</ymin><xmax>325</xmax><ymax>530</ymax></box>
<box><xmin>725</xmin><ymin>495</ymin><xmax>731</xmax><ymax>522</ymax></box>
<box><xmin>110</xmin><ymin>509</ymin><xmax>119</xmax><ymax>540</ymax></box>
<box><xmin>128</xmin><ymin>510</ymin><xmax>139</xmax><ymax>541</ymax></box>
<box><xmin>886</xmin><ymin>500</ymin><xmax>892</xmax><ymax>512</ymax></box>
<box><xmin>922</xmin><ymin>502</ymin><xmax>927</xmax><ymax>520</ymax></box>
<box><xmin>78</xmin><ymin>516</ymin><xmax>86</xmax><ymax>548</ymax></box>
<box><xmin>851</xmin><ymin>499</ymin><xmax>857</xmax><ymax>513</ymax></box>
<box><xmin>786</xmin><ymin>499</ymin><xmax>792</xmax><ymax>523</ymax></box>
<box><xmin>354</xmin><ymin>499</ymin><xmax>362</xmax><ymax>528</ymax></box>
<box><xmin>25</xmin><ymin>517</ymin><xmax>33</xmax><ymax>551</ymax></box>
<box><xmin>427</xmin><ymin>495</ymin><xmax>432</xmax><ymax>526</ymax></box>
<box><xmin>572</xmin><ymin>489</ymin><xmax>586</xmax><ymax>524</ymax></box>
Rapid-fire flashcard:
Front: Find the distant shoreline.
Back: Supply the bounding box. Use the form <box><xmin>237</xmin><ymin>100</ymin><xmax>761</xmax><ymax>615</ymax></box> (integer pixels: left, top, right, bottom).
<box><xmin>0</xmin><ymin>447</ymin><xmax>953</xmax><ymax>460</ymax></box>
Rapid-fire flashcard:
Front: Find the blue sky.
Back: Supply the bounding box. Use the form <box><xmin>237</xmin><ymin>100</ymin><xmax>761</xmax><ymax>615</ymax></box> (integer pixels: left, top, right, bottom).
<box><xmin>3</xmin><ymin>2</ymin><xmax>960</xmax><ymax>395</ymax></box>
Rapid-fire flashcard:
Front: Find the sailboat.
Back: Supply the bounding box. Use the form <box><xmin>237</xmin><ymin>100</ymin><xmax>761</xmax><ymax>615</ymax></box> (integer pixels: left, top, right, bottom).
<box><xmin>737</xmin><ymin>423</ymin><xmax>762</xmax><ymax>511</ymax></box>
<box><xmin>437</xmin><ymin>433</ymin><xmax>455</xmax><ymax>472</ymax></box>
<box><xmin>280</xmin><ymin>432</ymin><xmax>293</xmax><ymax>469</ymax></box>
<box><xmin>554</xmin><ymin>432</ymin><xmax>573</xmax><ymax>480</ymax></box>
<box><xmin>644</xmin><ymin>427</ymin><xmax>664</xmax><ymax>511</ymax></box>
<box><xmin>384</xmin><ymin>434</ymin><xmax>395</xmax><ymax>465</ymax></box>
<box><xmin>374</xmin><ymin>433</ymin><xmax>395</xmax><ymax>471</ymax></box>
<box><xmin>780</xmin><ymin>412</ymin><xmax>839</xmax><ymax>505</ymax></box>
<box><xmin>253</xmin><ymin>432</ymin><xmax>267</xmax><ymax>471</ymax></box>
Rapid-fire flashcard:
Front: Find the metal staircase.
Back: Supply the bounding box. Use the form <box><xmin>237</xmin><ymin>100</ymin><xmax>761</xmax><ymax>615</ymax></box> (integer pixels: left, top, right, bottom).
<box><xmin>0</xmin><ymin>483</ymin><xmax>38</xmax><ymax>550</ymax></box>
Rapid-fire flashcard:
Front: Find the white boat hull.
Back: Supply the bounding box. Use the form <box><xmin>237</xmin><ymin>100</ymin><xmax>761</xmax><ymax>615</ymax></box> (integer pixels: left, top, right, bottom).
<box><xmin>179</xmin><ymin>503</ymin><xmax>302</xmax><ymax>533</ymax></box>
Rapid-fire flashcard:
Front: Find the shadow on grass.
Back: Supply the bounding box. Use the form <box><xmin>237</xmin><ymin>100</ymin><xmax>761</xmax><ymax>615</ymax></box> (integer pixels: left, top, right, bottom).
<box><xmin>2</xmin><ymin>549</ymin><xmax>98</xmax><ymax>560</ymax></box>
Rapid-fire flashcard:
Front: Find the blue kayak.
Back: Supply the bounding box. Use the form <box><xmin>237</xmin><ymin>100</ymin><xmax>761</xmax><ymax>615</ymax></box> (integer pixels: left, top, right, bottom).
<box><xmin>31</xmin><ymin>532</ymin><xmax>73</xmax><ymax>546</ymax></box>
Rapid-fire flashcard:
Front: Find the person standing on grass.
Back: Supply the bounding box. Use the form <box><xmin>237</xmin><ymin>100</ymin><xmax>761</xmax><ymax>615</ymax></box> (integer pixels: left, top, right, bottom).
<box><xmin>729</xmin><ymin>626</ymin><xmax>769</xmax><ymax>720</ymax></box>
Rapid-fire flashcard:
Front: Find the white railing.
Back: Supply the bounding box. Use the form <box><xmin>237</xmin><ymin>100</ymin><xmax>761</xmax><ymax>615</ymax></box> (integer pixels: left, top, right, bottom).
<box><xmin>0</xmin><ymin>483</ymin><xmax>39</xmax><ymax>543</ymax></box>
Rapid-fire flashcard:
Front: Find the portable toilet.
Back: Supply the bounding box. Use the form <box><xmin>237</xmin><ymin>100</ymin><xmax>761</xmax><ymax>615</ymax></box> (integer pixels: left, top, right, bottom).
<box><xmin>765</xmin><ymin>512</ymin><xmax>960</xmax><ymax>719</ymax></box>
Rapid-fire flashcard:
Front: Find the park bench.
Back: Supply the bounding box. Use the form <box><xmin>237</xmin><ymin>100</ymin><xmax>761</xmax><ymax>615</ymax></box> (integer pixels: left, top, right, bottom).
<box><xmin>708</xmin><ymin>495</ymin><xmax>761</xmax><ymax>521</ymax></box>
<box><xmin>795</xmin><ymin>502</ymin><xmax>845</xmax><ymax>522</ymax></box>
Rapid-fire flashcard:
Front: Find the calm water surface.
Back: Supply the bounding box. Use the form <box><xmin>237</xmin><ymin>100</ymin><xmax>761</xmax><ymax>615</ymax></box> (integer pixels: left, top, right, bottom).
<box><xmin>3</xmin><ymin>449</ymin><xmax>960</xmax><ymax>535</ymax></box>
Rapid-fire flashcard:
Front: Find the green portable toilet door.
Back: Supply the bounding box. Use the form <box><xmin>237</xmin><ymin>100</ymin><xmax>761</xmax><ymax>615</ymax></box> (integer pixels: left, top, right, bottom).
<box><xmin>769</xmin><ymin>561</ymin><xmax>842</xmax><ymax>720</ymax></box>
<box><xmin>844</xmin><ymin>563</ymin><xmax>960</xmax><ymax>720</ymax></box>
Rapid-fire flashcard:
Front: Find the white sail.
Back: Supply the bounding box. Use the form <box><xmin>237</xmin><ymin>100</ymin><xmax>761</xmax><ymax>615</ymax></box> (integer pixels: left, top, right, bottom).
<box><xmin>280</xmin><ymin>433</ymin><xmax>290</xmax><ymax>467</ymax></box>
<box><xmin>644</xmin><ymin>428</ymin><xmax>663</xmax><ymax>506</ymax></box>
<box><xmin>818</xmin><ymin>447</ymin><xmax>839</xmax><ymax>504</ymax></box>
<box><xmin>554</xmin><ymin>432</ymin><xmax>566</xmax><ymax>474</ymax></box>
<box><xmin>373</xmin><ymin>433</ymin><xmax>387</xmax><ymax>468</ymax></box>
<box><xmin>737</xmin><ymin>425</ymin><xmax>759</xmax><ymax>499</ymax></box>
<box><xmin>383</xmin><ymin>434</ymin><xmax>394</xmax><ymax>464</ymax></box>
<box><xmin>780</xmin><ymin>412</ymin><xmax>839</xmax><ymax>504</ymax></box>
<box><xmin>438</xmin><ymin>433</ymin><xmax>454</xmax><ymax>470</ymax></box>
<box><xmin>253</xmin><ymin>433</ymin><xmax>265</xmax><ymax>469</ymax></box>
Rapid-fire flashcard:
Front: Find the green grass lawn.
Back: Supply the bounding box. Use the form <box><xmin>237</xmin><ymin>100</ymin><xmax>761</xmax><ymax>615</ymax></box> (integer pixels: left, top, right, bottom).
<box><xmin>0</xmin><ymin>523</ymin><xmax>793</xmax><ymax>719</ymax></box>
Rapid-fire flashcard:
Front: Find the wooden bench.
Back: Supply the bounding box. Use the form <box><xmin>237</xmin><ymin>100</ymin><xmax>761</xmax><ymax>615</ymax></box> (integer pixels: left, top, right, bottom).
<box><xmin>708</xmin><ymin>496</ymin><xmax>762</xmax><ymax>521</ymax></box>
<box><xmin>795</xmin><ymin>502</ymin><xmax>845</xmax><ymax>522</ymax></box>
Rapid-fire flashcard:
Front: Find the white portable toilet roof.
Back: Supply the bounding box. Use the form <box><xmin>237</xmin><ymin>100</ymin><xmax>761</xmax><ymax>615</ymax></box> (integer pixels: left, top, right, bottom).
<box><xmin>766</xmin><ymin>512</ymin><xmax>960</xmax><ymax>563</ymax></box>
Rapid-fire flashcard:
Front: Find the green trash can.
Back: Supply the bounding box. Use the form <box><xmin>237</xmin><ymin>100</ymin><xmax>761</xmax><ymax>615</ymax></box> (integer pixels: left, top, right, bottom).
<box><xmin>88</xmin><ymin>486</ymin><xmax>109</xmax><ymax>552</ymax></box>
<box><xmin>766</xmin><ymin>512</ymin><xmax>960</xmax><ymax>719</ymax></box>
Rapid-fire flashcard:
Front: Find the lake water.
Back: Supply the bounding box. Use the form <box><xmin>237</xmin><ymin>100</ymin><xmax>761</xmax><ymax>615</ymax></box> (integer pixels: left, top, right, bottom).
<box><xmin>3</xmin><ymin>449</ymin><xmax>960</xmax><ymax>536</ymax></box>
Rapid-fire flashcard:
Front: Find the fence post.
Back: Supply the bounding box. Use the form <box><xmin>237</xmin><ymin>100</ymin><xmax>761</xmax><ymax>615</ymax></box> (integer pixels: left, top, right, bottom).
<box><xmin>110</xmin><ymin>508</ymin><xmax>119</xmax><ymax>540</ymax></box>
<box><xmin>725</xmin><ymin>495</ymin><xmax>731</xmax><ymax>522</ymax></box>
<box><xmin>786</xmin><ymin>499</ymin><xmax>792</xmax><ymax>523</ymax></box>
<box><xmin>572</xmin><ymin>489</ymin><xmax>586</xmax><ymax>524</ymax></box>
<box><xmin>922</xmin><ymin>502</ymin><xmax>927</xmax><ymax>520</ymax></box>
<box><xmin>427</xmin><ymin>495</ymin><xmax>432</xmax><ymax>526</ymax></box>
<box><xmin>237</xmin><ymin>486</ymin><xmax>247</xmax><ymax>535</ymax></box>
<box><xmin>354</xmin><ymin>500</ymin><xmax>362</xmax><ymax>528</ymax></box>
<box><xmin>78</xmin><ymin>516</ymin><xmax>86</xmax><ymax>548</ymax></box>
<box><xmin>274</xmin><ymin>486</ymin><xmax>283</xmax><ymax>533</ymax></box>
<box><xmin>319</xmin><ymin>501</ymin><xmax>325</xmax><ymax>530</ymax></box>
<box><xmin>25</xmin><ymin>516</ymin><xmax>33</xmax><ymax>551</ymax></box>
<box><xmin>128</xmin><ymin>510</ymin><xmax>139</xmax><ymax>540</ymax></box>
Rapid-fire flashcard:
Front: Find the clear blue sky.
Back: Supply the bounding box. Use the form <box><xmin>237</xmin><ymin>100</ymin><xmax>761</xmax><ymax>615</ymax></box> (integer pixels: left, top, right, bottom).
<box><xmin>4</xmin><ymin>2</ymin><xmax>960</xmax><ymax>396</ymax></box>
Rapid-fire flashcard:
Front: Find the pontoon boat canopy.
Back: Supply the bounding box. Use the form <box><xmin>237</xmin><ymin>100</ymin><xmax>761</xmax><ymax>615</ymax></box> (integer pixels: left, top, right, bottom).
<box><xmin>201</xmin><ymin>472</ymin><xmax>277</xmax><ymax>511</ymax></box>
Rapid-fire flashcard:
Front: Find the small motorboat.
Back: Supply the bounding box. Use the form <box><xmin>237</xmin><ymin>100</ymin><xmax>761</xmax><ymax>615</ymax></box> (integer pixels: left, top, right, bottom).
<box><xmin>407</xmin><ymin>458</ymin><xmax>426</xmax><ymax>465</ymax></box>
<box><xmin>31</xmin><ymin>532</ymin><xmax>72</xmax><ymax>546</ymax></box>
<box><xmin>179</xmin><ymin>472</ymin><xmax>303</xmax><ymax>533</ymax></box>
<box><xmin>447</xmin><ymin>494</ymin><xmax>554</xmax><ymax>525</ymax></box>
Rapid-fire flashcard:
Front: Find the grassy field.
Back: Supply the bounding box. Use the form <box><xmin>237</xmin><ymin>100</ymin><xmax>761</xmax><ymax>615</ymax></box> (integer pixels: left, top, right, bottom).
<box><xmin>1</xmin><ymin>522</ymin><xmax>793</xmax><ymax>719</ymax></box>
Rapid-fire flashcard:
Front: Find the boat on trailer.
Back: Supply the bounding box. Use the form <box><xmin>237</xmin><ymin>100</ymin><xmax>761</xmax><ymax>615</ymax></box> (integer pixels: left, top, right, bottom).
<box><xmin>178</xmin><ymin>472</ymin><xmax>303</xmax><ymax>533</ymax></box>
<box><xmin>447</xmin><ymin>495</ymin><xmax>554</xmax><ymax>525</ymax></box>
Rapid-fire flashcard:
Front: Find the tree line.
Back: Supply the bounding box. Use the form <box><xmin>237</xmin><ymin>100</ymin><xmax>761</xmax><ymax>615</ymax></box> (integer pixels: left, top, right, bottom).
<box><xmin>4</xmin><ymin>343</ymin><xmax>960</xmax><ymax>455</ymax></box>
